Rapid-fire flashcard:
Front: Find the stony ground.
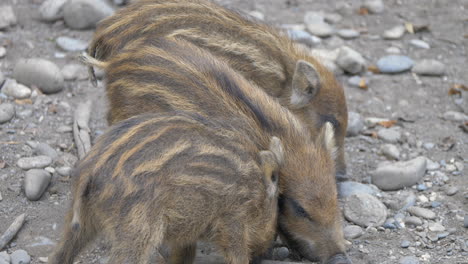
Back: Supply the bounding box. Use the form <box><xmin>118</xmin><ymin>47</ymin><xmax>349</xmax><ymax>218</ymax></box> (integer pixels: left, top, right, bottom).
<box><xmin>0</xmin><ymin>0</ymin><xmax>467</xmax><ymax>264</ymax></box>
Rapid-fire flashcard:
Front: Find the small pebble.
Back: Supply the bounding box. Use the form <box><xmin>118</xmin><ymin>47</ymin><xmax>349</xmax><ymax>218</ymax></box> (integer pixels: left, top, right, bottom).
<box><xmin>443</xmin><ymin>111</ymin><xmax>468</xmax><ymax>122</ymax></box>
<box><xmin>428</xmin><ymin>222</ymin><xmax>445</xmax><ymax>232</ymax></box>
<box><xmin>401</xmin><ymin>240</ymin><xmax>410</xmax><ymax>248</ymax></box>
<box><xmin>0</xmin><ymin>46</ymin><xmax>6</xmax><ymax>58</ymax></box>
<box><xmin>24</xmin><ymin>169</ymin><xmax>52</xmax><ymax>201</ymax></box>
<box><xmin>416</xmin><ymin>184</ymin><xmax>427</xmax><ymax>191</ymax></box>
<box><xmin>412</xmin><ymin>59</ymin><xmax>445</xmax><ymax>76</ymax></box>
<box><xmin>17</xmin><ymin>156</ymin><xmax>53</xmax><ymax>170</ymax></box>
<box><xmin>337</xmin><ymin>29</ymin><xmax>360</xmax><ymax>39</ymax></box>
<box><xmin>380</xmin><ymin>144</ymin><xmax>400</xmax><ymax>160</ymax></box>
<box><xmin>399</xmin><ymin>256</ymin><xmax>419</xmax><ymax>264</ymax></box>
<box><xmin>377</xmin><ymin>127</ymin><xmax>401</xmax><ymax>143</ymax></box>
<box><xmin>336</xmin><ymin>46</ymin><xmax>366</xmax><ymax>74</ymax></box>
<box><xmin>343</xmin><ymin>225</ymin><xmax>364</xmax><ymax>239</ymax></box>
<box><xmin>0</xmin><ymin>5</ymin><xmax>17</xmax><ymax>30</ymax></box>
<box><xmin>383</xmin><ymin>25</ymin><xmax>405</xmax><ymax>40</ymax></box>
<box><xmin>431</xmin><ymin>201</ymin><xmax>441</xmax><ymax>208</ymax></box>
<box><xmin>445</xmin><ymin>186</ymin><xmax>458</xmax><ymax>196</ymax></box>
<box><xmin>437</xmin><ymin>232</ymin><xmax>449</xmax><ymax>239</ymax></box>
<box><xmin>346</xmin><ymin>112</ymin><xmax>364</xmax><ymax>136</ymax></box>
<box><xmin>0</xmin><ymin>103</ymin><xmax>15</xmax><ymax>124</ymax></box>
<box><xmin>272</xmin><ymin>247</ymin><xmax>289</xmax><ymax>261</ymax></box>
<box><xmin>362</xmin><ymin>0</ymin><xmax>385</xmax><ymax>14</ymax></box>
<box><xmin>407</xmin><ymin>206</ymin><xmax>436</xmax><ymax>220</ymax></box>
<box><xmin>56</xmin><ymin>36</ymin><xmax>88</xmax><ymax>52</ymax></box>
<box><xmin>410</xmin><ymin>39</ymin><xmax>430</xmax><ymax>49</ymax></box>
<box><xmin>56</xmin><ymin>166</ymin><xmax>72</xmax><ymax>176</ymax></box>
<box><xmin>404</xmin><ymin>216</ymin><xmax>423</xmax><ymax>227</ymax></box>
<box><xmin>377</xmin><ymin>55</ymin><xmax>414</xmax><ymax>74</ymax></box>
<box><xmin>463</xmin><ymin>215</ymin><xmax>467</xmax><ymax>228</ymax></box>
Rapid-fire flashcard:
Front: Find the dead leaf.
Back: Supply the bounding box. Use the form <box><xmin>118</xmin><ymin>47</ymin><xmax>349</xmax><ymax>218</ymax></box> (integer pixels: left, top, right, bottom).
<box><xmin>14</xmin><ymin>99</ymin><xmax>33</xmax><ymax>105</ymax></box>
<box><xmin>377</xmin><ymin>120</ymin><xmax>397</xmax><ymax>128</ymax></box>
<box><xmin>367</xmin><ymin>65</ymin><xmax>380</xmax><ymax>74</ymax></box>
<box><xmin>453</xmin><ymin>84</ymin><xmax>468</xmax><ymax>91</ymax></box>
<box><xmin>359</xmin><ymin>78</ymin><xmax>368</xmax><ymax>90</ymax></box>
<box><xmin>460</xmin><ymin>122</ymin><xmax>468</xmax><ymax>133</ymax></box>
<box><xmin>358</xmin><ymin>7</ymin><xmax>369</xmax><ymax>15</ymax></box>
<box><xmin>405</xmin><ymin>22</ymin><xmax>414</xmax><ymax>34</ymax></box>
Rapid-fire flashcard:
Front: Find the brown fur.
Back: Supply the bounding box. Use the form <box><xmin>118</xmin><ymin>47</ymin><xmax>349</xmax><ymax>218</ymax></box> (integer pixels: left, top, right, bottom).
<box><xmin>81</xmin><ymin>37</ymin><xmax>349</xmax><ymax>263</ymax></box>
<box><xmin>49</xmin><ymin>113</ymin><xmax>282</xmax><ymax>264</ymax></box>
<box><xmin>87</xmin><ymin>0</ymin><xmax>348</xmax><ymax>178</ymax></box>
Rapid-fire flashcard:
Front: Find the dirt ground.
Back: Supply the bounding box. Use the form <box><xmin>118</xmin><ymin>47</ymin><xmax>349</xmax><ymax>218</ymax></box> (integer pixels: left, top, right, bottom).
<box><xmin>0</xmin><ymin>0</ymin><xmax>467</xmax><ymax>263</ymax></box>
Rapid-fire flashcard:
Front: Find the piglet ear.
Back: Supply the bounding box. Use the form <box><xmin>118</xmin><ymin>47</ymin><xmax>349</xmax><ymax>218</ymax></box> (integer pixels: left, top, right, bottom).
<box><xmin>269</xmin><ymin>136</ymin><xmax>284</xmax><ymax>166</ymax></box>
<box><xmin>317</xmin><ymin>122</ymin><xmax>337</xmax><ymax>159</ymax></box>
<box><xmin>290</xmin><ymin>60</ymin><xmax>321</xmax><ymax>108</ymax></box>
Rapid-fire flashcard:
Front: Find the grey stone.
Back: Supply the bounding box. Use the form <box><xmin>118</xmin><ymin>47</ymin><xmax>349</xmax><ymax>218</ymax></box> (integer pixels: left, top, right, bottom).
<box><xmin>346</xmin><ymin>112</ymin><xmax>364</xmax><ymax>136</ymax></box>
<box><xmin>428</xmin><ymin>222</ymin><xmax>445</xmax><ymax>232</ymax></box>
<box><xmin>362</xmin><ymin>0</ymin><xmax>385</xmax><ymax>14</ymax></box>
<box><xmin>401</xmin><ymin>240</ymin><xmax>410</xmax><ymax>248</ymax></box>
<box><xmin>437</xmin><ymin>232</ymin><xmax>449</xmax><ymax>239</ymax></box>
<box><xmin>324</xmin><ymin>12</ymin><xmax>342</xmax><ymax>24</ymax></box>
<box><xmin>2</xmin><ymin>79</ymin><xmax>31</xmax><ymax>99</ymax></box>
<box><xmin>17</xmin><ymin>109</ymin><xmax>33</xmax><ymax>119</ymax></box>
<box><xmin>24</xmin><ymin>169</ymin><xmax>51</xmax><ymax>201</ymax></box>
<box><xmin>343</xmin><ymin>225</ymin><xmax>363</xmax><ymax>239</ymax></box>
<box><xmin>399</xmin><ymin>256</ymin><xmax>419</xmax><ymax>264</ymax></box>
<box><xmin>337</xmin><ymin>29</ymin><xmax>360</xmax><ymax>39</ymax></box>
<box><xmin>404</xmin><ymin>216</ymin><xmax>423</xmax><ymax>226</ymax></box>
<box><xmin>17</xmin><ymin>156</ymin><xmax>53</xmax><ymax>170</ymax></box>
<box><xmin>0</xmin><ymin>6</ymin><xmax>17</xmax><ymax>30</ymax></box>
<box><xmin>336</xmin><ymin>46</ymin><xmax>366</xmax><ymax>74</ymax></box>
<box><xmin>63</xmin><ymin>0</ymin><xmax>114</xmax><ymax>30</ymax></box>
<box><xmin>306</xmin><ymin>22</ymin><xmax>334</xmax><ymax>38</ymax></box>
<box><xmin>427</xmin><ymin>232</ymin><xmax>438</xmax><ymax>242</ymax></box>
<box><xmin>0</xmin><ymin>103</ymin><xmax>15</xmax><ymax>124</ymax></box>
<box><xmin>380</xmin><ymin>144</ymin><xmax>400</xmax><ymax>160</ymax></box>
<box><xmin>57</xmin><ymin>166</ymin><xmax>72</xmax><ymax>176</ymax></box>
<box><xmin>407</xmin><ymin>206</ymin><xmax>436</xmax><ymax>220</ymax></box>
<box><xmin>10</xmin><ymin>250</ymin><xmax>30</xmax><ymax>264</ymax></box>
<box><xmin>377</xmin><ymin>55</ymin><xmax>414</xmax><ymax>74</ymax></box>
<box><xmin>371</xmin><ymin>157</ymin><xmax>427</xmax><ymax>191</ymax></box>
<box><xmin>464</xmin><ymin>215</ymin><xmax>468</xmax><ymax>228</ymax></box>
<box><xmin>287</xmin><ymin>29</ymin><xmax>322</xmax><ymax>46</ymax></box>
<box><xmin>410</xmin><ymin>39</ymin><xmax>430</xmax><ymax>49</ymax></box>
<box><xmin>56</xmin><ymin>37</ymin><xmax>88</xmax><ymax>52</ymax></box>
<box><xmin>0</xmin><ymin>251</ymin><xmax>10</xmax><ymax>263</ymax></box>
<box><xmin>443</xmin><ymin>111</ymin><xmax>468</xmax><ymax>121</ymax></box>
<box><xmin>412</xmin><ymin>60</ymin><xmax>445</xmax><ymax>76</ymax></box>
<box><xmin>383</xmin><ymin>25</ymin><xmax>406</xmax><ymax>40</ymax></box>
<box><xmin>39</xmin><ymin>0</ymin><xmax>67</xmax><ymax>22</ymax></box>
<box><xmin>34</xmin><ymin>143</ymin><xmax>58</xmax><ymax>160</ymax></box>
<box><xmin>343</xmin><ymin>193</ymin><xmax>387</xmax><ymax>227</ymax></box>
<box><xmin>377</xmin><ymin>127</ymin><xmax>401</xmax><ymax>143</ymax></box>
<box><xmin>445</xmin><ymin>186</ymin><xmax>458</xmax><ymax>196</ymax></box>
<box><xmin>62</xmin><ymin>64</ymin><xmax>88</xmax><ymax>81</ymax></box>
<box><xmin>338</xmin><ymin>181</ymin><xmax>379</xmax><ymax>198</ymax></box>
<box><xmin>13</xmin><ymin>58</ymin><xmax>64</xmax><ymax>94</ymax></box>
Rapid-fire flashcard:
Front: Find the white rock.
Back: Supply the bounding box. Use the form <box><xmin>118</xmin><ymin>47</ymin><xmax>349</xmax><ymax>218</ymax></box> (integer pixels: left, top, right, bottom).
<box><xmin>13</xmin><ymin>58</ymin><xmax>64</xmax><ymax>94</ymax></box>
<box><xmin>380</xmin><ymin>144</ymin><xmax>400</xmax><ymax>160</ymax></box>
<box><xmin>2</xmin><ymin>79</ymin><xmax>31</xmax><ymax>99</ymax></box>
<box><xmin>0</xmin><ymin>103</ymin><xmax>15</xmax><ymax>124</ymax></box>
<box><xmin>336</xmin><ymin>46</ymin><xmax>366</xmax><ymax>74</ymax></box>
<box><xmin>0</xmin><ymin>46</ymin><xmax>6</xmax><ymax>58</ymax></box>
<box><xmin>39</xmin><ymin>0</ymin><xmax>68</xmax><ymax>22</ymax></box>
<box><xmin>412</xmin><ymin>59</ymin><xmax>445</xmax><ymax>76</ymax></box>
<box><xmin>17</xmin><ymin>156</ymin><xmax>53</xmax><ymax>170</ymax></box>
<box><xmin>362</xmin><ymin>0</ymin><xmax>385</xmax><ymax>14</ymax></box>
<box><xmin>343</xmin><ymin>193</ymin><xmax>387</xmax><ymax>227</ymax></box>
<box><xmin>371</xmin><ymin>157</ymin><xmax>427</xmax><ymax>191</ymax></box>
<box><xmin>377</xmin><ymin>127</ymin><xmax>401</xmax><ymax>143</ymax></box>
<box><xmin>407</xmin><ymin>206</ymin><xmax>436</xmax><ymax>220</ymax></box>
<box><xmin>56</xmin><ymin>36</ymin><xmax>88</xmax><ymax>52</ymax></box>
<box><xmin>410</xmin><ymin>39</ymin><xmax>430</xmax><ymax>49</ymax></box>
<box><xmin>63</xmin><ymin>0</ymin><xmax>114</xmax><ymax>30</ymax></box>
<box><xmin>24</xmin><ymin>169</ymin><xmax>51</xmax><ymax>201</ymax></box>
<box><xmin>383</xmin><ymin>25</ymin><xmax>405</xmax><ymax>40</ymax></box>
<box><xmin>443</xmin><ymin>111</ymin><xmax>468</xmax><ymax>122</ymax></box>
<box><xmin>0</xmin><ymin>6</ymin><xmax>17</xmax><ymax>30</ymax></box>
<box><xmin>337</xmin><ymin>29</ymin><xmax>360</xmax><ymax>39</ymax></box>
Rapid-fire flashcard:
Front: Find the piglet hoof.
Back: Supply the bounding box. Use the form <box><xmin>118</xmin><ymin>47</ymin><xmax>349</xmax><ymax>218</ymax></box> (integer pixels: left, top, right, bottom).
<box><xmin>326</xmin><ymin>253</ymin><xmax>352</xmax><ymax>264</ymax></box>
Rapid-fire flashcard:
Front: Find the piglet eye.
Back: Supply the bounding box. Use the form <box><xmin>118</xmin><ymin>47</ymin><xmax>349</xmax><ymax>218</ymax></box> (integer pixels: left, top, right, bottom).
<box><xmin>289</xmin><ymin>198</ymin><xmax>310</xmax><ymax>218</ymax></box>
